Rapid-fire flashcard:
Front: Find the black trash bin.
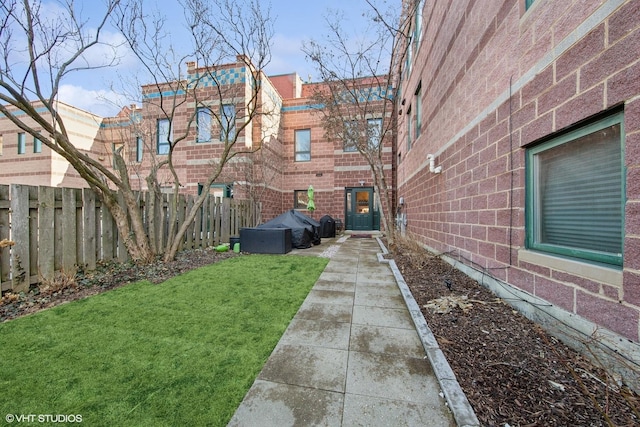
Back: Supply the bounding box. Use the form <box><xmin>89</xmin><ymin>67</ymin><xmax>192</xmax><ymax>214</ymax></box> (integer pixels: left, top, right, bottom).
<box><xmin>319</xmin><ymin>215</ymin><xmax>336</xmax><ymax>238</ymax></box>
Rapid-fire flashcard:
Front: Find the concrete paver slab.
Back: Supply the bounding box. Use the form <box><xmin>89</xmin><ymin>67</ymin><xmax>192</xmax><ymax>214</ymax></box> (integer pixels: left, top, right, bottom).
<box><xmin>342</xmin><ymin>394</ymin><xmax>454</xmax><ymax>427</ymax></box>
<box><xmin>304</xmin><ymin>289</ymin><xmax>355</xmax><ymax>305</ymax></box>
<box><xmin>227</xmin><ymin>380</ymin><xmax>344</xmax><ymax>427</ymax></box>
<box><xmin>295</xmin><ymin>301</ymin><xmax>352</xmax><ymax>323</ymax></box>
<box><xmin>259</xmin><ymin>344</ymin><xmax>348</xmax><ymax>392</ymax></box>
<box><xmin>352</xmin><ymin>305</ymin><xmax>415</xmax><ymax>329</ymax></box>
<box><xmin>345</xmin><ymin>351</ymin><xmax>441</xmax><ymax>404</ymax></box>
<box><xmin>349</xmin><ymin>324</ymin><xmax>425</xmax><ymax>357</ymax></box>
<box><xmin>280</xmin><ymin>318</ymin><xmax>351</xmax><ymax>350</ymax></box>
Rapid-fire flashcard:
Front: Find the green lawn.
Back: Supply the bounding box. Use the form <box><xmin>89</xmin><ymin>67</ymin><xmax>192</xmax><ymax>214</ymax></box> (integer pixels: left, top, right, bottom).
<box><xmin>0</xmin><ymin>254</ymin><xmax>327</xmax><ymax>426</ymax></box>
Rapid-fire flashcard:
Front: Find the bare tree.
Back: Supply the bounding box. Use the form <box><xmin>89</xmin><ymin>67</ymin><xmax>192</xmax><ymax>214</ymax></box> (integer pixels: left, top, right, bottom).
<box><xmin>1</xmin><ymin>0</ymin><xmax>274</xmax><ymax>263</ymax></box>
<box><xmin>0</xmin><ymin>0</ymin><xmax>158</xmax><ymax>263</ymax></box>
<box><xmin>302</xmin><ymin>0</ymin><xmax>415</xmax><ymax>247</ymax></box>
<box><xmin>114</xmin><ymin>0</ymin><xmax>275</xmax><ymax>261</ymax></box>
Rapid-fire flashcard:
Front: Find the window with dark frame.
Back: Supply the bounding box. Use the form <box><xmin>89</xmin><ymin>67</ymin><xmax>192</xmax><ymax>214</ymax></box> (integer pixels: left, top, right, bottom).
<box><xmin>17</xmin><ymin>133</ymin><xmax>25</xmax><ymax>154</ymax></box>
<box><xmin>343</xmin><ymin>120</ymin><xmax>358</xmax><ymax>152</ymax></box>
<box><xmin>196</xmin><ymin>107</ymin><xmax>212</xmax><ymax>143</ymax></box>
<box><xmin>157</xmin><ymin>118</ymin><xmax>171</xmax><ymax>155</ymax></box>
<box><xmin>525</xmin><ymin>111</ymin><xmax>624</xmax><ymax>267</ymax></box>
<box><xmin>33</xmin><ymin>137</ymin><xmax>42</xmax><ymax>153</ymax></box>
<box><xmin>293</xmin><ymin>190</ymin><xmax>310</xmax><ymax>209</ymax></box>
<box><xmin>220</xmin><ymin>104</ymin><xmax>236</xmax><ymax>142</ymax></box>
<box><xmin>367</xmin><ymin>118</ymin><xmax>383</xmax><ymax>149</ymax></box>
<box><xmin>414</xmin><ymin>82</ymin><xmax>422</xmax><ymax>139</ymax></box>
<box><xmin>295</xmin><ymin>129</ymin><xmax>311</xmax><ymax>161</ymax></box>
<box><xmin>136</xmin><ymin>136</ymin><xmax>143</xmax><ymax>162</ymax></box>
<box><xmin>406</xmin><ymin>106</ymin><xmax>412</xmax><ymax>151</ymax></box>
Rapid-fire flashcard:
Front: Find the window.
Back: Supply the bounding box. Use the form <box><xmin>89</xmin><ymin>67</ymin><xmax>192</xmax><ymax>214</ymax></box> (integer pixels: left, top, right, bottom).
<box><xmin>295</xmin><ymin>129</ymin><xmax>311</xmax><ymax>161</ymax></box>
<box><xmin>406</xmin><ymin>106</ymin><xmax>413</xmax><ymax>151</ymax></box>
<box><xmin>294</xmin><ymin>190</ymin><xmax>310</xmax><ymax>209</ymax></box>
<box><xmin>196</xmin><ymin>107</ymin><xmax>212</xmax><ymax>142</ymax></box>
<box><xmin>157</xmin><ymin>119</ymin><xmax>171</xmax><ymax>155</ymax></box>
<box><xmin>414</xmin><ymin>82</ymin><xmax>422</xmax><ymax>139</ymax></box>
<box><xmin>367</xmin><ymin>118</ymin><xmax>383</xmax><ymax>149</ymax></box>
<box><xmin>33</xmin><ymin>137</ymin><xmax>42</xmax><ymax>153</ymax></box>
<box><xmin>343</xmin><ymin>120</ymin><xmax>358</xmax><ymax>152</ymax></box>
<box><xmin>136</xmin><ymin>136</ymin><xmax>143</xmax><ymax>162</ymax></box>
<box><xmin>17</xmin><ymin>133</ymin><xmax>26</xmax><ymax>154</ymax></box>
<box><xmin>220</xmin><ymin>104</ymin><xmax>236</xmax><ymax>142</ymax></box>
<box><xmin>526</xmin><ymin>112</ymin><xmax>624</xmax><ymax>267</ymax></box>
<box><xmin>413</xmin><ymin>0</ymin><xmax>425</xmax><ymax>52</ymax></box>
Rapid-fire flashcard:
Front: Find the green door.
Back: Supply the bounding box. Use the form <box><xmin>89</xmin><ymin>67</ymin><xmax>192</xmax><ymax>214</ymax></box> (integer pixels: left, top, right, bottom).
<box><xmin>345</xmin><ymin>187</ymin><xmax>374</xmax><ymax>231</ymax></box>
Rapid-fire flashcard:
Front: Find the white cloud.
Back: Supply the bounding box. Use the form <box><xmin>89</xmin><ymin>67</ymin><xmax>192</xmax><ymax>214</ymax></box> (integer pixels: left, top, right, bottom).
<box><xmin>57</xmin><ymin>84</ymin><xmax>129</xmax><ymax>117</ymax></box>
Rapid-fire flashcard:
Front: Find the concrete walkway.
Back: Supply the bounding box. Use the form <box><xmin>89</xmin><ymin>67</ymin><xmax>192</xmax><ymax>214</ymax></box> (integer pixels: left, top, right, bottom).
<box><xmin>227</xmin><ymin>236</ymin><xmax>459</xmax><ymax>426</ymax></box>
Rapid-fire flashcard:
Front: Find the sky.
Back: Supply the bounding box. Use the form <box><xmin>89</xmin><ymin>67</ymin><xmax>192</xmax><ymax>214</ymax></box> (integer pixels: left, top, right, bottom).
<box><xmin>49</xmin><ymin>0</ymin><xmax>382</xmax><ymax>117</ymax></box>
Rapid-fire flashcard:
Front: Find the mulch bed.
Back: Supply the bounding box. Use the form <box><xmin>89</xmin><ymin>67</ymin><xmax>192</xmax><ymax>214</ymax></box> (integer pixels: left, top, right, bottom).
<box><xmin>391</xmin><ymin>239</ymin><xmax>639</xmax><ymax>426</ymax></box>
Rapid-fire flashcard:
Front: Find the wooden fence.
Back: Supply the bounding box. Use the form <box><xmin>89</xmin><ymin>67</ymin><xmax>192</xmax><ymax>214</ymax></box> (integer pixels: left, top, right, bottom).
<box><xmin>0</xmin><ymin>184</ymin><xmax>260</xmax><ymax>293</ymax></box>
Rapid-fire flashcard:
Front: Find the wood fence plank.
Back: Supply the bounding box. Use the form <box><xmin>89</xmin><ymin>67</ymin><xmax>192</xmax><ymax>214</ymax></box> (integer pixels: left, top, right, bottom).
<box><xmin>213</xmin><ymin>197</ymin><xmax>222</xmax><ymax>245</ymax></box>
<box><xmin>194</xmin><ymin>196</ymin><xmax>202</xmax><ymax>249</ymax></box>
<box><xmin>221</xmin><ymin>198</ymin><xmax>231</xmax><ymax>244</ymax></box>
<box><xmin>0</xmin><ymin>185</ymin><xmax>11</xmax><ymax>291</ymax></box>
<box><xmin>61</xmin><ymin>187</ymin><xmax>77</xmax><ymax>272</ymax></box>
<box><xmin>28</xmin><ymin>186</ymin><xmax>38</xmax><ymax>285</ymax></box>
<box><xmin>117</xmin><ymin>193</ymin><xmax>127</xmax><ymax>262</ymax></box>
<box><xmin>82</xmin><ymin>189</ymin><xmax>97</xmax><ymax>271</ymax></box>
<box><xmin>177</xmin><ymin>194</ymin><xmax>186</xmax><ymax>251</ymax></box>
<box><xmin>102</xmin><ymin>201</ymin><xmax>115</xmax><ymax>261</ymax></box>
<box><xmin>10</xmin><ymin>184</ymin><xmax>30</xmax><ymax>292</ymax></box>
<box><xmin>37</xmin><ymin>186</ymin><xmax>55</xmax><ymax>281</ymax></box>
<box><xmin>185</xmin><ymin>196</ymin><xmax>195</xmax><ymax>250</ymax></box>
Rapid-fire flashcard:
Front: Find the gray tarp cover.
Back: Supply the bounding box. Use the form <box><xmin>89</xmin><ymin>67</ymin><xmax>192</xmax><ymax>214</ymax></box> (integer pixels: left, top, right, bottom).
<box><xmin>258</xmin><ymin>209</ymin><xmax>321</xmax><ymax>249</ymax></box>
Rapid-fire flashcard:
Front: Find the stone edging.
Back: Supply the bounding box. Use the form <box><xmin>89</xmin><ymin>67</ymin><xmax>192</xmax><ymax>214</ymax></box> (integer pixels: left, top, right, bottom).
<box><xmin>375</xmin><ymin>237</ymin><xmax>480</xmax><ymax>427</ymax></box>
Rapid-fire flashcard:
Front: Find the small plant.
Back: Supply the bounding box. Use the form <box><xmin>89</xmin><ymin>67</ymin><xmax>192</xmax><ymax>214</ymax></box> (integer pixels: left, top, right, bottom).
<box><xmin>38</xmin><ymin>268</ymin><xmax>78</xmax><ymax>296</ymax></box>
<box><xmin>0</xmin><ymin>292</ymin><xmax>20</xmax><ymax>306</ymax></box>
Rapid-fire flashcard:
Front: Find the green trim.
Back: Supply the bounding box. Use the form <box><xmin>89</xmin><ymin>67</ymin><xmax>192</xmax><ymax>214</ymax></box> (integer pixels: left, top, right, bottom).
<box><xmin>525</xmin><ymin>0</ymin><xmax>535</xmax><ymax>10</ymax></box>
<box><xmin>525</xmin><ymin>111</ymin><xmax>625</xmax><ymax>268</ymax></box>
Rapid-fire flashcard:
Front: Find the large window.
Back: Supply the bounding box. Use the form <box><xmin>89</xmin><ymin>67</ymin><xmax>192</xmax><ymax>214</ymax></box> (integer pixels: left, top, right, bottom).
<box><xmin>406</xmin><ymin>107</ymin><xmax>413</xmax><ymax>151</ymax></box>
<box><xmin>343</xmin><ymin>120</ymin><xmax>358</xmax><ymax>152</ymax></box>
<box><xmin>220</xmin><ymin>104</ymin><xmax>236</xmax><ymax>142</ymax></box>
<box><xmin>136</xmin><ymin>136</ymin><xmax>143</xmax><ymax>162</ymax></box>
<box><xmin>295</xmin><ymin>129</ymin><xmax>311</xmax><ymax>161</ymax></box>
<box><xmin>33</xmin><ymin>137</ymin><xmax>42</xmax><ymax>153</ymax></box>
<box><xmin>526</xmin><ymin>112</ymin><xmax>624</xmax><ymax>267</ymax></box>
<box><xmin>367</xmin><ymin>118</ymin><xmax>382</xmax><ymax>149</ymax></box>
<box><xmin>157</xmin><ymin>119</ymin><xmax>171</xmax><ymax>155</ymax></box>
<box><xmin>413</xmin><ymin>0</ymin><xmax>425</xmax><ymax>52</ymax></box>
<box><xmin>414</xmin><ymin>82</ymin><xmax>422</xmax><ymax>140</ymax></box>
<box><xmin>196</xmin><ymin>107</ymin><xmax>212</xmax><ymax>143</ymax></box>
<box><xmin>17</xmin><ymin>133</ymin><xmax>26</xmax><ymax>154</ymax></box>
<box><xmin>294</xmin><ymin>190</ymin><xmax>310</xmax><ymax>209</ymax></box>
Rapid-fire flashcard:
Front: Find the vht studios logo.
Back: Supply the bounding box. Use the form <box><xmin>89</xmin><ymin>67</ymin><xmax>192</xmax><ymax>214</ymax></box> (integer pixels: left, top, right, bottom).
<box><xmin>5</xmin><ymin>414</ymin><xmax>83</xmax><ymax>423</ymax></box>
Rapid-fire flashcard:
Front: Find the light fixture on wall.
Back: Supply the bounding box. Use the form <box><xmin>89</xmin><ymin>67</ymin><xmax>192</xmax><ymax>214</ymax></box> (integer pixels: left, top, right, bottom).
<box><xmin>427</xmin><ymin>154</ymin><xmax>442</xmax><ymax>174</ymax></box>
<box><xmin>359</xmin><ymin>180</ymin><xmax>365</xmax><ymax>186</ymax></box>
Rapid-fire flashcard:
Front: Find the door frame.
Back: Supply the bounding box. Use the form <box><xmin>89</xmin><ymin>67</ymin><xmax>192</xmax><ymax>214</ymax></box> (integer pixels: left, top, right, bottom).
<box><xmin>344</xmin><ymin>187</ymin><xmax>376</xmax><ymax>231</ymax></box>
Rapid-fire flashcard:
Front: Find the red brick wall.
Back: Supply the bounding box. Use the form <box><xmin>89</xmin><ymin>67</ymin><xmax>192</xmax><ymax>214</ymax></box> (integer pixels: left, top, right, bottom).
<box><xmin>398</xmin><ymin>0</ymin><xmax>640</xmax><ymax>341</ymax></box>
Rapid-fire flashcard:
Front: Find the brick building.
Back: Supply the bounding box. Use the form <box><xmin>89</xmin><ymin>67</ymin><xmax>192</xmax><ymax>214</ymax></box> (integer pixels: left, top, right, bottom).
<box><xmin>397</xmin><ymin>0</ymin><xmax>639</xmax><ymax>378</ymax></box>
<box><xmin>0</xmin><ymin>57</ymin><xmax>393</xmax><ymax>232</ymax></box>
<box><xmin>0</xmin><ymin>101</ymin><xmax>104</xmax><ymax>188</ymax></box>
